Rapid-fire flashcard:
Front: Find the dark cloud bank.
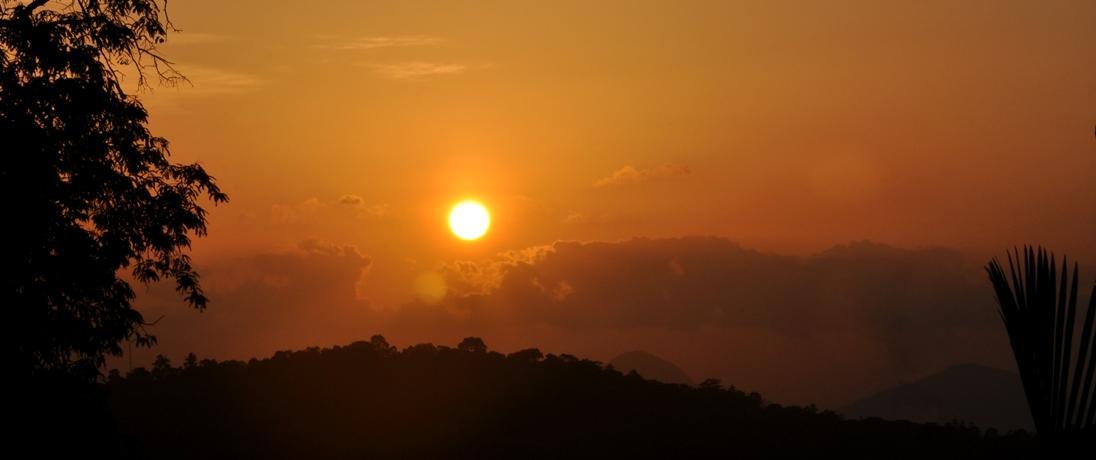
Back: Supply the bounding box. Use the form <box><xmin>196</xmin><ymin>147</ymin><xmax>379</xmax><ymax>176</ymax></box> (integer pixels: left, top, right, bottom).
<box><xmin>128</xmin><ymin>237</ymin><xmax>1094</xmax><ymax>407</ymax></box>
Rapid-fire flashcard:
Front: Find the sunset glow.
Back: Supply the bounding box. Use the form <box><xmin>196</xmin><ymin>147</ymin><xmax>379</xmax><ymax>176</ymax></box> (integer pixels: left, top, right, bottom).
<box><xmin>65</xmin><ymin>0</ymin><xmax>1095</xmax><ymax>420</ymax></box>
<box><xmin>11</xmin><ymin>0</ymin><xmax>1096</xmax><ymax>455</ymax></box>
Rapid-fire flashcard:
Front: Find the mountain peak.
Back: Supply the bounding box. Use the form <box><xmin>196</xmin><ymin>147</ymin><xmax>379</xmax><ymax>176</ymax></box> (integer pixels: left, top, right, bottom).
<box><xmin>609</xmin><ymin>350</ymin><xmax>694</xmax><ymax>385</ymax></box>
<box><xmin>840</xmin><ymin>363</ymin><xmax>1031</xmax><ymax>432</ymax></box>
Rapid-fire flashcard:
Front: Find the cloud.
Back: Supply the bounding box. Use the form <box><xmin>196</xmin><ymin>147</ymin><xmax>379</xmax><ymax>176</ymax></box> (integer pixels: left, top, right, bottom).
<box><xmin>440</xmin><ymin>244</ymin><xmax>555</xmax><ymax>296</ymax></box>
<box><xmin>406</xmin><ymin>238</ymin><xmax>1030</xmax><ymax>405</ymax></box>
<box><xmin>338</xmin><ymin>194</ymin><xmax>364</xmax><ymax>205</ymax></box>
<box><xmin>368</xmin><ymin>61</ymin><xmax>468</xmax><ymax>80</ymax></box>
<box><xmin>594</xmin><ymin>163</ymin><xmax>691</xmax><ymax>187</ymax></box>
<box><xmin>270</xmin><ymin>198</ymin><xmax>326</xmax><ymax>224</ymax></box>
<box><xmin>298</xmin><ymin>238</ymin><xmax>366</xmax><ymax>258</ymax></box>
<box><xmin>270</xmin><ymin>196</ymin><xmax>388</xmax><ymax>224</ymax></box>
<box><xmin>440</xmin><ymin>238</ymin><xmax>992</xmax><ymax>332</ymax></box>
<box><xmin>125</xmin><ymin>237</ymin><xmax>1081</xmax><ymax>408</ymax></box>
<box><xmin>164</xmin><ymin>32</ymin><xmax>232</xmax><ymax>46</ymax></box>
<box><xmin>563</xmin><ymin>211</ymin><xmax>611</xmax><ymax>225</ymax></box>
<box><xmin>316</xmin><ymin>35</ymin><xmax>445</xmax><ymax>51</ymax></box>
<box><xmin>176</xmin><ymin>65</ymin><xmax>262</xmax><ymax>94</ymax></box>
<box><xmin>309</xmin><ymin>35</ymin><xmax>479</xmax><ymax>80</ymax></box>
<box><xmin>129</xmin><ymin>240</ymin><xmax>374</xmax><ymax>362</ymax></box>
<box><xmin>138</xmin><ymin>64</ymin><xmax>262</xmax><ymax>109</ymax></box>
<box><xmin>337</xmin><ymin>194</ymin><xmax>390</xmax><ymax>218</ymax></box>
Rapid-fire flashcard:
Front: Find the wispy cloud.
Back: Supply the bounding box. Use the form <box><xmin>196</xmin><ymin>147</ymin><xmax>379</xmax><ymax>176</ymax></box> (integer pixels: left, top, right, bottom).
<box><xmin>316</xmin><ymin>35</ymin><xmax>445</xmax><ymax>51</ymax></box>
<box><xmin>134</xmin><ymin>64</ymin><xmax>262</xmax><ymax>110</ymax></box>
<box><xmin>338</xmin><ymin>194</ymin><xmax>390</xmax><ymax>218</ymax></box>
<box><xmin>338</xmin><ymin>194</ymin><xmax>365</xmax><ymax>205</ymax></box>
<box><xmin>270</xmin><ymin>198</ymin><xmax>325</xmax><ymax>225</ymax></box>
<box><xmin>563</xmin><ymin>211</ymin><xmax>612</xmax><ymax>225</ymax></box>
<box><xmin>594</xmin><ymin>163</ymin><xmax>691</xmax><ymax>187</ymax></box>
<box><xmin>174</xmin><ymin>65</ymin><xmax>262</xmax><ymax>95</ymax></box>
<box><xmin>312</xmin><ymin>34</ymin><xmax>481</xmax><ymax>80</ymax></box>
<box><xmin>165</xmin><ymin>32</ymin><xmax>232</xmax><ymax>46</ymax></box>
<box><xmin>269</xmin><ymin>196</ymin><xmax>390</xmax><ymax>224</ymax></box>
<box><xmin>368</xmin><ymin>61</ymin><xmax>468</xmax><ymax>80</ymax></box>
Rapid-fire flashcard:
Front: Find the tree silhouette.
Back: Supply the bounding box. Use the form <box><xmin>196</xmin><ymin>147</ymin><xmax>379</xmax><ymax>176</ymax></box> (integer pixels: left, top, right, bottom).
<box><xmin>184</xmin><ymin>352</ymin><xmax>198</xmax><ymax>369</ymax></box>
<box><xmin>369</xmin><ymin>334</ymin><xmax>396</xmax><ymax>355</ymax></box>
<box><xmin>1</xmin><ymin>1</ymin><xmax>226</xmax><ymax>381</ymax></box>
<box><xmin>458</xmin><ymin>336</ymin><xmax>488</xmax><ymax>353</ymax></box>
<box><xmin>506</xmin><ymin>348</ymin><xmax>544</xmax><ymax>363</ymax></box>
<box><xmin>986</xmin><ymin>246</ymin><xmax>1096</xmax><ymax>451</ymax></box>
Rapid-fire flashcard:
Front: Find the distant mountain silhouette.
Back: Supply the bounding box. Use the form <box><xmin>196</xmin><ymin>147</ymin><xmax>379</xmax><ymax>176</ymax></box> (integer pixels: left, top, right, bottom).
<box><xmin>609</xmin><ymin>350</ymin><xmax>694</xmax><ymax>385</ymax></box>
<box><xmin>839</xmin><ymin>364</ymin><xmax>1032</xmax><ymax>432</ymax></box>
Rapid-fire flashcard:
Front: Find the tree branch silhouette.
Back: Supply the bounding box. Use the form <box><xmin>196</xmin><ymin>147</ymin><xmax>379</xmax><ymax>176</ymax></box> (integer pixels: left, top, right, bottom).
<box><xmin>2</xmin><ymin>0</ymin><xmax>225</xmax><ymax>381</ymax></box>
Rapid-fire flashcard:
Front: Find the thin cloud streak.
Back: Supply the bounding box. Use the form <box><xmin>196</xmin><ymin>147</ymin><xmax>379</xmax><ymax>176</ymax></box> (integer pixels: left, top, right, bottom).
<box><xmin>135</xmin><ymin>64</ymin><xmax>262</xmax><ymax>111</ymax></box>
<box><xmin>176</xmin><ymin>65</ymin><xmax>263</xmax><ymax>94</ymax></box>
<box><xmin>164</xmin><ymin>32</ymin><xmax>233</xmax><ymax>46</ymax></box>
<box><xmin>316</xmin><ymin>35</ymin><xmax>445</xmax><ymax>51</ymax></box>
<box><xmin>595</xmin><ymin>163</ymin><xmax>691</xmax><ymax>187</ymax></box>
<box><xmin>369</xmin><ymin>61</ymin><xmax>469</xmax><ymax>80</ymax></box>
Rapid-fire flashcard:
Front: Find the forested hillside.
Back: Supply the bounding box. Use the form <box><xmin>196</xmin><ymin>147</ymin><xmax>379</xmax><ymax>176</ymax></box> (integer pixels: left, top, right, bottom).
<box><xmin>105</xmin><ymin>337</ymin><xmax>1035</xmax><ymax>459</ymax></box>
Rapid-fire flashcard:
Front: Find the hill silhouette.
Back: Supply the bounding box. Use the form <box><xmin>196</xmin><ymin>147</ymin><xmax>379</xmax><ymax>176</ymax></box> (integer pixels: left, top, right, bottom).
<box><xmin>102</xmin><ymin>337</ymin><xmax>1035</xmax><ymax>459</ymax></box>
<box><xmin>609</xmin><ymin>350</ymin><xmax>694</xmax><ymax>385</ymax></box>
<box><xmin>840</xmin><ymin>364</ymin><xmax>1031</xmax><ymax>432</ymax></box>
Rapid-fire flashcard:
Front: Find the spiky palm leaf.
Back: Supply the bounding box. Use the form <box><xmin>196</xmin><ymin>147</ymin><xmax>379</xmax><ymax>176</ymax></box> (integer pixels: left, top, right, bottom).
<box><xmin>986</xmin><ymin>246</ymin><xmax>1096</xmax><ymax>446</ymax></box>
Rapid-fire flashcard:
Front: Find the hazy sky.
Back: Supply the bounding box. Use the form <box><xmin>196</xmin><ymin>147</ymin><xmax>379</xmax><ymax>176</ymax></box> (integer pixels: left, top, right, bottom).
<box><xmin>125</xmin><ymin>1</ymin><xmax>1095</xmax><ymax>405</ymax></box>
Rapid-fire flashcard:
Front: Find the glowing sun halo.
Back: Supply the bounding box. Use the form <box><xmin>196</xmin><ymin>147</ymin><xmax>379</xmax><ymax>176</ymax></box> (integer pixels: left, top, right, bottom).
<box><xmin>449</xmin><ymin>200</ymin><xmax>490</xmax><ymax>240</ymax></box>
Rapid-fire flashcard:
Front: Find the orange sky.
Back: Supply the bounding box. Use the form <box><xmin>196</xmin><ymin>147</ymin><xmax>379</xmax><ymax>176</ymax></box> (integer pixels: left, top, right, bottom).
<box><xmin>123</xmin><ymin>0</ymin><xmax>1095</xmax><ymax>406</ymax></box>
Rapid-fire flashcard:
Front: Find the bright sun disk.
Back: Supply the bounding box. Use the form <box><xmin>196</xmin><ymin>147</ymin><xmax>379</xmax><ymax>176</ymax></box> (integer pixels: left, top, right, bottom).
<box><xmin>449</xmin><ymin>200</ymin><xmax>490</xmax><ymax>240</ymax></box>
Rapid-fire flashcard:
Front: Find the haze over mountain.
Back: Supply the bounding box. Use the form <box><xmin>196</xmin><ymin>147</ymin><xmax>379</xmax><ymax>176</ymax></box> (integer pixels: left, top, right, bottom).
<box><xmin>840</xmin><ymin>364</ymin><xmax>1032</xmax><ymax>432</ymax></box>
<box><xmin>609</xmin><ymin>351</ymin><xmax>694</xmax><ymax>385</ymax></box>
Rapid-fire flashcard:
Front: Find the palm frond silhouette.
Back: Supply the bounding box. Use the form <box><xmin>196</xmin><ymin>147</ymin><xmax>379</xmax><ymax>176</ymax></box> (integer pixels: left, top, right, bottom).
<box><xmin>986</xmin><ymin>246</ymin><xmax>1096</xmax><ymax>448</ymax></box>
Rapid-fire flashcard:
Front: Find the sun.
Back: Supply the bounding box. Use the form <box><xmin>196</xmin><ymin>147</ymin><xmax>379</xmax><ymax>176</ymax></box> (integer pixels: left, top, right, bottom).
<box><xmin>449</xmin><ymin>200</ymin><xmax>490</xmax><ymax>241</ymax></box>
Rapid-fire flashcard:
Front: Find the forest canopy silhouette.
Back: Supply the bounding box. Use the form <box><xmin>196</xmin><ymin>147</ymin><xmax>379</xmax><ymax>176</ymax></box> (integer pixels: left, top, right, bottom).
<box><xmin>105</xmin><ymin>336</ymin><xmax>1037</xmax><ymax>459</ymax></box>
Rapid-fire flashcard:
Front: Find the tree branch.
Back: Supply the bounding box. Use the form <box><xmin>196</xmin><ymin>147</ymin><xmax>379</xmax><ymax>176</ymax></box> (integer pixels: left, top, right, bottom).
<box><xmin>20</xmin><ymin>0</ymin><xmax>50</xmax><ymax>15</ymax></box>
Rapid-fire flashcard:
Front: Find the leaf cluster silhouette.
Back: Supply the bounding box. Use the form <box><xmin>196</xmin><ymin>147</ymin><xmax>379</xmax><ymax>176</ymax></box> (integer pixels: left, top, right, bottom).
<box><xmin>986</xmin><ymin>246</ymin><xmax>1096</xmax><ymax>452</ymax></box>
<box><xmin>102</xmin><ymin>336</ymin><xmax>1035</xmax><ymax>459</ymax></box>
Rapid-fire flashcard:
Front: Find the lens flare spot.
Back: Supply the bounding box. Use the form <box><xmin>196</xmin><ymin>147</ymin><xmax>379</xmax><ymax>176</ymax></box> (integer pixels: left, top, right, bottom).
<box><xmin>414</xmin><ymin>271</ymin><xmax>448</xmax><ymax>304</ymax></box>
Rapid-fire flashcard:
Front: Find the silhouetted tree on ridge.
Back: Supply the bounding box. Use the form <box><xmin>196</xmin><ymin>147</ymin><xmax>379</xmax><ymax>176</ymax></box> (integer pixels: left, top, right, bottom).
<box><xmin>458</xmin><ymin>336</ymin><xmax>488</xmax><ymax>353</ymax></box>
<box><xmin>1</xmin><ymin>0</ymin><xmax>226</xmax><ymax>381</ymax></box>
